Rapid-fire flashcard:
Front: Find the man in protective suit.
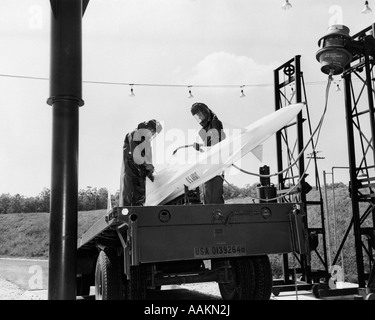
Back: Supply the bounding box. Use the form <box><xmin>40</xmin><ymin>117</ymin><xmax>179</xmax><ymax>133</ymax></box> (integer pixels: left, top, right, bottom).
<box><xmin>191</xmin><ymin>102</ymin><xmax>226</xmax><ymax>204</ymax></box>
<box><xmin>119</xmin><ymin>119</ymin><xmax>162</xmax><ymax>206</ymax></box>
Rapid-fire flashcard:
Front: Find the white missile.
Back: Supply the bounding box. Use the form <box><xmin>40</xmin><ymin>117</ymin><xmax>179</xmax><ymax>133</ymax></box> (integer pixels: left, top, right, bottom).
<box><xmin>145</xmin><ymin>103</ymin><xmax>304</xmax><ymax>206</ymax></box>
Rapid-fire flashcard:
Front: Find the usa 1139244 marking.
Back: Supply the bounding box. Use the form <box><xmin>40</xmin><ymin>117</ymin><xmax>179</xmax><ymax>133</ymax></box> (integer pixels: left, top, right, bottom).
<box><xmin>194</xmin><ymin>244</ymin><xmax>246</xmax><ymax>258</ymax></box>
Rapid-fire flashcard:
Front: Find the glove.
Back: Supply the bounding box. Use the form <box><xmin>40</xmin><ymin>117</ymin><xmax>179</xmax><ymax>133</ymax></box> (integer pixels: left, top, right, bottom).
<box><xmin>146</xmin><ymin>171</ymin><xmax>155</xmax><ymax>182</ymax></box>
<box><xmin>144</xmin><ymin>163</ymin><xmax>155</xmax><ymax>174</ymax></box>
<box><xmin>144</xmin><ymin>163</ymin><xmax>155</xmax><ymax>182</ymax></box>
<box><xmin>193</xmin><ymin>142</ymin><xmax>202</xmax><ymax>151</ymax></box>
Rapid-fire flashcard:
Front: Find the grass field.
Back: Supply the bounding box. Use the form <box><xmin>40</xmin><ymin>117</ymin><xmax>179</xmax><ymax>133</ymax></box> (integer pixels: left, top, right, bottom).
<box><xmin>0</xmin><ymin>210</ymin><xmax>106</xmax><ymax>258</ymax></box>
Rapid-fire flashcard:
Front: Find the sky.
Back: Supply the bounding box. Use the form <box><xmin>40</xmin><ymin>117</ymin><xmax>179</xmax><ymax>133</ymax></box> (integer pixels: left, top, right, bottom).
<box><xmin>1</xmin><ymin>0</ymin><xmax>375</xmax><ymax>197</ymax></box>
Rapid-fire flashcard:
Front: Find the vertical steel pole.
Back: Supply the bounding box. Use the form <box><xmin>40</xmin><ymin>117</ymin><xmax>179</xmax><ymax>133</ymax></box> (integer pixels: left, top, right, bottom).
<box><xmin>364</xmin><ymin>43</ymin><xmax>375</xmax><ymax>166</ymax></box>
<box><xmin>47</xmin><ymin>0</ymin><xmax>85</xmax><ymax>300</ymax></box>
<box><xmin>274</xmin><ymin>66</ymin><xmax>290</xmax><ymax>283</ymax></box>
<box><xmin>294</xmin><ymin>55</ymin><xmax>312</xmax><ymax>282</ymax></box>
<box><xmin>343</xmin><ymin>72</ymin><xmax>366</xmax><ymax>288</ymax></box>
<box><xmin>364</xmin><ymin>45</ymin><xmax>375</xmax><ymax>274</ymax></box>
<box><xmin>295</xmin><ymin>55</ymin><xmax>306</xmax><ymax>208</ymax></box>
<box><xmin>331</xmin><ymin>167</ymin><xmax>347</xmax><ymax>277</ymax></box>
<box><xmin>322</xmin><ymin>171</ymin><xmax>332</xmax><ymax>268</ymax></box>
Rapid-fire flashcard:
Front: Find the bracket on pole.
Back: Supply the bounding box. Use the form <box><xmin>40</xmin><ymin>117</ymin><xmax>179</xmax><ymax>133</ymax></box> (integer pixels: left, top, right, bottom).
<box><xmin>83</xmin><ymin>0</ymin><xmax>90</xmax><ymax>15</ymax></box>
<box><xmin>50</xmin><ymin>0</ymin><xmax>89</xmax><ymax>17</ymax></box>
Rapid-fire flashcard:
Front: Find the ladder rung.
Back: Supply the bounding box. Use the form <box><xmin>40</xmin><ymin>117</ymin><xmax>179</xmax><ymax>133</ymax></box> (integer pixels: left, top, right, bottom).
<box><xmin>306</xmin><ymin>200</ymin><xmax>323</xmax><ymax>205</ymax></box>
<box><xmin>358</xmin><ymin>182</ymin><xmax>375</xmax><ymax>189</ymax></box>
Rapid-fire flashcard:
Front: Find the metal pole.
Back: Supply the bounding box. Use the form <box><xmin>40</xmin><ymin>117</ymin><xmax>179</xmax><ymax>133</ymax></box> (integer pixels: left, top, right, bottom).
<box><xmin>47</xmin><ymin>0</ymin><xmax>85</xmax><ymax>300</ymax></box>
<box><xmin>274</xmin><ymin>56</ymin><xmax>311</xmax><ymax>284</ymax></box>
<box><xmin>364</xmin><ymin>46</ymin><xmax>375</xmax><ymax>165</ymax></box>
<box><xmin>274</xmin><ymin>65</ymin><xmax>290</xmax><ymax>284</ymax></box>
<box><xmin>343</xmin><ymin>72</ymin><xmax>366</xmax><ymax>288</ymax></box>
<box><xmin>295</xmin><ymin>55</ymin><xmax>311</xmax><ymax>283</ymax></box>
<box><xmin>323</xmin><ymin>170</ymin><xmax>332</xmax><ymax>268</ymax></box>
<box><xmin>331</xmin><ymin>166</ymin><xmax>348</xmax><ymax>277</ymax></box>
<box><xmin>331</xmin><ymin>169</ymin><xmax>337</xmax><ymax>251</ymax></box>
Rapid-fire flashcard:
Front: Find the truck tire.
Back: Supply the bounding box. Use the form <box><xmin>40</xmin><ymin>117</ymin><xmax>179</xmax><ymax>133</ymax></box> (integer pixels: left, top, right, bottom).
<box><xmin>95</xmin><ymin>249</ymin><xmax>124</xmax><ymax>300</ymax></box>
<box><xmin>252</xmin><ymin>255</ymin><xmax>273</xmax><ymax>300</ymax></box>
<box><xmin>126</xmin><ymin>266</ymin><xmax>147</xmax><ymax>300</ymax></box>
<box><xmin>218</xmin><ymin>257</ymin><xmax>256</xmax><ymax>300</ymax></box>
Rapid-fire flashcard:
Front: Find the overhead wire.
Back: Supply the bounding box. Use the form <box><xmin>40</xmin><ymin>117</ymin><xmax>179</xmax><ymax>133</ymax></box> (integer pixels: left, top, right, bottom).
<box><xmin>229</xmin><ymin>73</ymin><xmax>333</xmax><ymax>202</ymax></box>
<box><xmin>0</xmin><ymin>72</ymin><xmax>337</xmax><ymax>90</ymax></box>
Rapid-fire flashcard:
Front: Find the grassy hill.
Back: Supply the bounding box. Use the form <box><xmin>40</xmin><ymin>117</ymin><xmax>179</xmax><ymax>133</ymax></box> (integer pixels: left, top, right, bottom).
<box><xmin>0</xmin><ymin>210</ymin><xmax>106</xmax><ymax>258</ymax></box>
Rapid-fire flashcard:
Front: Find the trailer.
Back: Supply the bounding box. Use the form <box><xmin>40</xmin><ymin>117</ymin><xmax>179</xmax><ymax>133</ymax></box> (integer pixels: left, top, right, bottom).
<box><xmin>76</xmin><ymin>197</ymin><xmax>308</xmax><ymax>300</ymax></box>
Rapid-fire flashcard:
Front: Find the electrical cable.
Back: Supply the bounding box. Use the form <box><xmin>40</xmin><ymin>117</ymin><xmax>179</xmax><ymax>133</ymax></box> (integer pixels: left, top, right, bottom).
<box><xmin>231</xmin><ymin>74</ymin><xmax>333</xmax><ymax>180</ymax></box>
<box><xmin>0</xmin><ymin>72</ymin><xmax>339</xmax><ymax>90</ymax></box>
<box><xmin>226</xmin><ymin>73</ymin><xmax>333</xmax><ymax>202</ymax></box>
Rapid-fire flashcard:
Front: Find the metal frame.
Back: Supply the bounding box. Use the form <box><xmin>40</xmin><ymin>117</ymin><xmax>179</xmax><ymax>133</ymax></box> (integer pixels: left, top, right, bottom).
<box><xmin>317</xmin><ymin>24</ymin><xmax>375</xmax><ymax>299</ymax></box>
<box><xmin>272</xmin><ymin>55</ymin><xmax>329</xmax><ymax>294</ymax></box>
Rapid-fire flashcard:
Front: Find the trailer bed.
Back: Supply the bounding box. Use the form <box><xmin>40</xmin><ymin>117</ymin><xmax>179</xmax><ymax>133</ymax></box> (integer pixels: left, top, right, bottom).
<box><xmin>77</xmin><ymin>202</ymin><xmax>307</xmax><ymax>263</ymax></box>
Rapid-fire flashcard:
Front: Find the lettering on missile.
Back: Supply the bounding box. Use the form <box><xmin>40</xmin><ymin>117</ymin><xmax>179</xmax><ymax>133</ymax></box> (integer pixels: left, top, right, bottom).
<box><xmin>185</xmin><ymin>172</ymin><xmax>200</xmax><ymax>184</ymax></box>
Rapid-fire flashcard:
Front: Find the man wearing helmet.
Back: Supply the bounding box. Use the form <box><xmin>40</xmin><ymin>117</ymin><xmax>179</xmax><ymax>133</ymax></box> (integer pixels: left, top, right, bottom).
<box><xmin>191</xmin><ymin>103</ymin><xmax>226</xmax><ymax>204</ymax></box>
<box><xmin>119</xmin><ymin>119</ymin><xmax>162</xmax><ymax>206</ymax></box>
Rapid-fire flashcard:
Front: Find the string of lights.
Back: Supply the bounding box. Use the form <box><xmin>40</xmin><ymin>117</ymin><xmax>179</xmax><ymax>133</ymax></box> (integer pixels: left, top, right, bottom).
<box><xmin>0</xmin><ymin>72</ymin><xmax>342</xmax><ymax>90</ymax></box>
<box><xmin>282</xmin><ymin>1</ymin><xmax>372</xmax><ymax>13</ymax></box>
<box><xmin>0</xmin><ymin>73</ymin><xmax>273</xmax><ymax>88</ymax></box>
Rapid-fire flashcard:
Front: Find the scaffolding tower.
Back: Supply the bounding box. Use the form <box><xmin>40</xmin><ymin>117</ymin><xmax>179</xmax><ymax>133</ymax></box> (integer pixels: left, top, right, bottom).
<box><xmin>315</xmin><ymin>25</ymin><xmax>375</xmax><ymax>300</ymax></box>
<box><xmin>272</xmin><ymin>55</ymin><xmax>330</xmax><ymax>296</ymax></box>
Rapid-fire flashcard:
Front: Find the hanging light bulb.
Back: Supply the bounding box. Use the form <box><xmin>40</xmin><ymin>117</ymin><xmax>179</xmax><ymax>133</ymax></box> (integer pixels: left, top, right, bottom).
<box><xmin>282</xmin><ymin>0</ymin><xmax>292</xmax><ymax>10</ymax></box>
<box><xmin>188</xmin><ymin>86</ymin><xmax>194</xmax><ymax>98</ymax></box>
<box><xmin>240</xmin><ymin>86</ymin><xmax>245</xmax><ymax>98</ymax></box>
<box><xmin>129</xmin><ymin>85</ymin><xmax>135</xmax><ymax>97</ymax></box>
<box><xmin>362</xmin><ymin>1</ymin><xmax>372</xmax><ymax>14</ymax></box>
<box><xmin>290</xmin><ymin>87</ymin><xmax>294</xmax><ymax>97</ymax></box>
<box><xmin>336</xmin><ymin>83</ymin><xmax>341</xmax><ymax>92</ymax></box>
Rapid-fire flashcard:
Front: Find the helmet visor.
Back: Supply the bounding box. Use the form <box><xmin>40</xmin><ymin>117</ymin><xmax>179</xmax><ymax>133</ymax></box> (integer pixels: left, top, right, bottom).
<box><xmin>194</xmin><ymin>111</ymin><xmax>206</xmax><ymax>125</ymax></box>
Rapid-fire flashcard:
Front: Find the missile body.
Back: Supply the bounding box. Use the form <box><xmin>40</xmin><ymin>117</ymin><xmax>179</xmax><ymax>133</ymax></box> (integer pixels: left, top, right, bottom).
<box><xmin>145</xmin><ymin>103</ymin><xmax>304</xmax><ymax>206</ymax></box>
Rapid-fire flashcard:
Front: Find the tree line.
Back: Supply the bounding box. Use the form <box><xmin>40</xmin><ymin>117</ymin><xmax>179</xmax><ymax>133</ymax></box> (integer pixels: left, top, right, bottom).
<box><xmin>0</xmin><ymin>183</ymin><xmax>262</xmax><ymax>214</ymax></box>
<box><xmin>0</xmin><ymin>187</ymin><xmax>117</xmax><ymax>214</ymax></box>
<box><xmin>0</xmin><ymin>182</ymin><xmax>348</xmax><ymax>214</ymax></box>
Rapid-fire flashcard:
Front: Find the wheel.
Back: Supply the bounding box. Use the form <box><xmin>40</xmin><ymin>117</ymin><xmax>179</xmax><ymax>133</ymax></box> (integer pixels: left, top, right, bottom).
<box><xmin>125</xmin><ymin>265</ymin><xmax>147</xmax><ymax>300</ymax></box>
<box><xmin>312</xmin><ymin>283</ymin><xmax>327</xmax><ymax>299</ymax></box>
<box><xmin>218</xmin><ymin>257</ymin><xmax>255</xmax><ymax>300</ymax></box>
<box><xmin>252</xmin><ymin>255</ymin><xmax>273</xmax><ymax>300</ymax></box>
<box><xmin>95</xmin><ymin>249</ymin><xmax>124</xmax><ymax>300</ymax></box>
<box><xmin>365</xmin><ymin>293</ymin><xmax>375</xmax><ymax>300</ymax></box>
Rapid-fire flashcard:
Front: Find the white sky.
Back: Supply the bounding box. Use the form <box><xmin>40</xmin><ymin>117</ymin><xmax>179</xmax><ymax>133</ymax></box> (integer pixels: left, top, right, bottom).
<box><xmin>1</xmin><ymin>0</ymin><xmax>375</xmax><ymax>197</ymax></box>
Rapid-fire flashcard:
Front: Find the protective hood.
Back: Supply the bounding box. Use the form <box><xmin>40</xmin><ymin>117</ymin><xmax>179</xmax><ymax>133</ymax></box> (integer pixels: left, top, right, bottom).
<box><xmin>191</xmin><ymin>102</ymin><xmax>213</xmax><ymax>127</ymax></box>
<box><xmin>137</xmin><ymin>119</ymin><xmax>162</xmax><ymax>135</ymax></box>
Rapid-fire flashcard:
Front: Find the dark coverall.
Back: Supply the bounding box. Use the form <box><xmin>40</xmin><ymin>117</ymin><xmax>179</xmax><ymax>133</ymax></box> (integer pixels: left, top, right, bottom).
<box><xmin>119</xmin><ymin>130</ymin><xmax>154</xmax><ymax>206</ymax></box>
<box><xmin>198</xmin><ymin>113</ymin><xmax>226</xmax><ymax>204</ymax></box>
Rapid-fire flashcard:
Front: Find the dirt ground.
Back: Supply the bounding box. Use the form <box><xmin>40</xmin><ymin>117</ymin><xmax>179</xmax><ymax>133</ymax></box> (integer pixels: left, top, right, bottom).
<box><xmin>0</xmin><ymin>276</ymin><xmax>44</xmax><ymax>300</ymax></box>
<box><xmin>0</xmin><ymin>273</ymin><xmax>223</xmax><ymax>300</ymax></box>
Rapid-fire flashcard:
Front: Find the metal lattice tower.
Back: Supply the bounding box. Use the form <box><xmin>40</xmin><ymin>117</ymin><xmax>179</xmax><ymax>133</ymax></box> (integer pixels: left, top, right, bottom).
<box><xmin>272</xmin><ymin>55</ymin><xmax>329</xmax><ymax>294</ymax></box>
<box><xmin>331</xmin><ymin>24</ymin><xmax>375</xmax><ymax>298</ymax></box>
